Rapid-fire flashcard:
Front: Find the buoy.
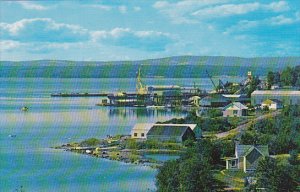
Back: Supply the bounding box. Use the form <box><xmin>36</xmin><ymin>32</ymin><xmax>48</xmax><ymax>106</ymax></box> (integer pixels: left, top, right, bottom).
<box><xmin>21</xmin><ymin>106</ymin><xmax>29</xmax><ymax>111</ymax></box>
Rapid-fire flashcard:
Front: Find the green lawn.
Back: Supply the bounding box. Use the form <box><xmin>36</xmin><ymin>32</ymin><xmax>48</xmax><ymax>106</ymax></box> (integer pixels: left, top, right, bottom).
<box><xmin>214</xmin><ymin>170</ymin><xmax>246</xmax><ymax>191</ymax></box>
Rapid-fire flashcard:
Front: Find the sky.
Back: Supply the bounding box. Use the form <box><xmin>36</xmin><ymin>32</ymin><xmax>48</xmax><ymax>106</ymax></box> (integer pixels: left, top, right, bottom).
<box><xmin>0</xmin><ymin>0</ymin><xmax>299</xmax><ymax>61</ymax></box>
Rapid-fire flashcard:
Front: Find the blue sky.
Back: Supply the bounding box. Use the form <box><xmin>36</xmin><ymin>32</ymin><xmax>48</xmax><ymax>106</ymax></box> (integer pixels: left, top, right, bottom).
<box><xmin>0</xmin><ymin>0</ymin><xmax>299</xmax><ymax>61</ymax></box>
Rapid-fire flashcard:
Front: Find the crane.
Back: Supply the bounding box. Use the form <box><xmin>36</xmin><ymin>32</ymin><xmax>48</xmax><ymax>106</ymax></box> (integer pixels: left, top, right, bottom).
<box><xmin>206</xmin><ymin>70</ymin><xmax>218</xmax><ymax>92</ymax></box>
<box><xmin>136</xmin><ymin>66</ymin><xmax>147</xmax><ymax>95</ymax></box>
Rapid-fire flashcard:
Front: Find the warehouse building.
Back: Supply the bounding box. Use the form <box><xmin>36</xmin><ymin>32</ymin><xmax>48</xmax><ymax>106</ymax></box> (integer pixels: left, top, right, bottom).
<box><xmin>251</xmin><ymin>90</ymin><xmax>300</xmax><ymax>106</ymax></box>
<box><xmin>146</xmin><ymin>125</ymin><xmax>195</xmax><ymax>143</ymax></box>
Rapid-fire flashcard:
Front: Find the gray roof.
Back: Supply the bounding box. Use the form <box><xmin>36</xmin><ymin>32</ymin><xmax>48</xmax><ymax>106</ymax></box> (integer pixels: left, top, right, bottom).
<box><xmin>223</xmin><ymin>102</ymin><xmax>248</xmax><ymax>110</ymax></box>
<box><xmin>236</xmin><ymin>145</ymin><xmax>269</xmax><ymax>157</ymax></box>
<box><xmin>147</xmin><ymin>125</ymin><xmax>191</xmax><ymax>137</ymax></box>
<box><xmin>251</xmin><ymin>90</ymin><xmax>300</xmax><ymax>96</ymax></box>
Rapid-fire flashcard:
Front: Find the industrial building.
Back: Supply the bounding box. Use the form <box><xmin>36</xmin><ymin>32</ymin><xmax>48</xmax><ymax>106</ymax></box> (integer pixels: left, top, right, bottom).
<box><xmin>251</xmin><ymin>90</ymin><xmax>300</xmax><ymax>106</ymax></box>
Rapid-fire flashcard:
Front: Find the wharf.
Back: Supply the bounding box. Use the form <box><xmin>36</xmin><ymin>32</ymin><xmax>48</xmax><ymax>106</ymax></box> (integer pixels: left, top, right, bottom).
<box><xmin>51</xmin><ymin>92</ymin><xmax>108</xmax><ymax>97</ymax></box>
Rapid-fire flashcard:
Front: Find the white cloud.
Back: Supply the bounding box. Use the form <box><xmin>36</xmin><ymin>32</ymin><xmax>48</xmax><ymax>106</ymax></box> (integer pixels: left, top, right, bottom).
<box><xmin>153</xmin><ymin>0</ymin><xmax>227</xmax><ymax>24</ymax></box>
<box><xmin>133</xmin><ymin>6</ymin><xmax>141</xmax><ymax>12</ymax></box>
<box><xmin>0</xmin><ymin>18</ymin><xmax>88</xmax><ymax>42</ymax></box>
<box><xmin>192</xmin><ymin>2</ymin><xmax>260</xmax><ymax>17</ymax></box>
<box><xmin>91</xmin><ymin>28</ymin><xmax>174</xmax><ymax>51</ymax></box>
<box><xmin>0</xmin><ymin>40</ymin><xmax>21</xmax><ymax>51</ymax></box>
<box><xmin>86</xmin><ymin>4</ymin><xmax>112</xmax><ymax>11</ymax></box>
<box><xmin>193</xmin><ymin>1</ymin><xmax>290</xmax><ymax>18</ymax></box>
<box><xmin>0</xmin><ymin>18</ymin><xmax>173</xmax><ymax>53</ymax></box>
<box><xmin>154</xmin><ymin>1</ymin><xmax>291</xmax><ymax>23</ymax></box>
<box><xmin>118</xmin><ymin>6</ymin><xmax>127</xmax><ymax>14</ymax></box>
<box><xmin>269</xmin><ymin>15</ymin><xmax>295</xmax><ymax>25</ymax></box>
<box><xmin>225</xmin><ymin>12</ymin><xmax>300</xmax><ymax>34</ymax></box>
<box><xmin>265</xmin><ymin>1</ymin><xmax>290</xmax><ymax>12</ymax></box>
<box><xmin>17</xmin><ymin>1</ymin><xmax>48</xmax><ymax>10</ymax></box>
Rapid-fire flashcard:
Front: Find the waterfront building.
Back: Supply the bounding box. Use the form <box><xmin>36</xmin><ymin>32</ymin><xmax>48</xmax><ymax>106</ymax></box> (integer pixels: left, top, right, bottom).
<box><xmin>222</xmin><ymin>102</ymin><xmax>248</xmax><ymax>117</ymax></box>
<box><xmin>131</xmin><ymin>123</ymin><xmax>154</xmax><ymax>139</ymax></box>
<box><xmin>131</xmin><ymin>123</ymin><xmax>201</xmax><ymax>140</ymax></box>
<box><xmin>251</xmin><ymin>90</ymin><xmax>300</xmax><ymax>106</ymax></box>
<box><xmin>226</xmin><ymin>145</ymin><xmax>269</xmax><ymax>173</ymax></box>
<box><xmin>146</xmin><ymin>125</ymin><xmax>195</xmax><ymax>143</ymax></box>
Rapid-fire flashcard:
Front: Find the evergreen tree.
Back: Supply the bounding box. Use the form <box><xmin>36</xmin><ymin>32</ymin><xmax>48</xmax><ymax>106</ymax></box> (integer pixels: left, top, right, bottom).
<box><xmin>255</xmin><ymin>157</ymin><xmax>297</xmax><ymax>192</ymax></box>
<box><xmin>156</xmin><ymin>160</ymin><xmax>180</xmax><ymax>192</ymax></box>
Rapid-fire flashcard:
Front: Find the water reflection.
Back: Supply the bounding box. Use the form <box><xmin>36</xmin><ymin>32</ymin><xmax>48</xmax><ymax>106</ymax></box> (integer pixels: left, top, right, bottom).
<box><xmin>107</xmin><ymin>107</ymin><xmax>188</xmax><ymax>118</ymax></box>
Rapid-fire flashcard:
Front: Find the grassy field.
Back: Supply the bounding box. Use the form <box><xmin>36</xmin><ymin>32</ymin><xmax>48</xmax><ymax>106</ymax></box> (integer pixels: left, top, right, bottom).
<box><xmin>215</xmin><ymin>170</ymin><xmax>246</xmax><ymax>191</ymax></box>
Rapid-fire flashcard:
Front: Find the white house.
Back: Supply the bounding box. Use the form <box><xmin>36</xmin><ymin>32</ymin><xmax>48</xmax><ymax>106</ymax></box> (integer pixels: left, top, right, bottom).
<box><xmin>223</xmin><ymin>102</ymin><xmax>248</xmax><ymax>117</ymax></box>
<box><xmin>130</xmin><ymin>123</ymin><xmax>154</xmax><ymax>139</ymax></box>
<box><xmin>261</xmin><ymin>99</ymin><xmax>283</xmax><ymax>110</ymax></box>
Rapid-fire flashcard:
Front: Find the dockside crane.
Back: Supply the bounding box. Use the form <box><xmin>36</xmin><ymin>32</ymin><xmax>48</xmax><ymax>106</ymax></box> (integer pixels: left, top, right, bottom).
<box><xmin>206</xmin><ymin>70</ymin><xmax>218</xmax><ymax>92</ymax></box>
<box><xmin>136</xmin><ymin>66</ymin><xmax>147</xmax><ymax>95</ymax></box>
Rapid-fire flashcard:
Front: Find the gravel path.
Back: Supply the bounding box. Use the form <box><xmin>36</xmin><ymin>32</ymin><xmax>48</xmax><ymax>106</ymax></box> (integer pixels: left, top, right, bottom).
<box><xmin>215</xmin><ymin>111</ymin><xmax>281</xmax><ymax>139</ymax></box>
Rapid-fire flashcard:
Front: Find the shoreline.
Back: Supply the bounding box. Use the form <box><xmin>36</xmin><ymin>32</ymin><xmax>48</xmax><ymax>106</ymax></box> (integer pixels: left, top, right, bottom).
<box><xmin>53</xmin><ymin>135</ymin><xmax>183</xmax><ymax>168</ymax></box>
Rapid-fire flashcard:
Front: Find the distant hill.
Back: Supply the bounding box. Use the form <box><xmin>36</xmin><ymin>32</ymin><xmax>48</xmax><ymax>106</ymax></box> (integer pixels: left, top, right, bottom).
<box><xmin>1</xmin><ymin>56</ymin><xmax>299</xmax><ymax>78</ymax></box>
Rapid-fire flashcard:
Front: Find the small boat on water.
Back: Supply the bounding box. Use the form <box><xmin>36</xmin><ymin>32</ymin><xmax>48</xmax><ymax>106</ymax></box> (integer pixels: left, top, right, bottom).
<box><xmin>8</xmin><ymin>134</ymin><xmax>17</xmax><ymax>138</ymax></box>
<box><xmin>21</xmin><ymin>106</ymin><xmax>29</xmax><ymax>111</ymax></box>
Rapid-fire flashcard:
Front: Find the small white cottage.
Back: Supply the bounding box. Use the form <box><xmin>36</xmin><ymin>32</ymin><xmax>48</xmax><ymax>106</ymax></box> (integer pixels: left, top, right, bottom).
<box><xmin>261</xmin><ymin>99</ymin><xmax>283</xmax><ymax>110</ymax></box>
<box><xmin>223</xmin><ymin>102</ymin><xmax>248</xmax><ymax>117</ymax></box>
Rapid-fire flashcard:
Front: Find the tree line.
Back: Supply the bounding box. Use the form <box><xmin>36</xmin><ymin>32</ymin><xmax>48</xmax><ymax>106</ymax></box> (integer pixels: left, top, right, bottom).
<box><xmin>267</xmin><ymin>65</ymin><xmax>300</xmax><ymax>88</ymax></box>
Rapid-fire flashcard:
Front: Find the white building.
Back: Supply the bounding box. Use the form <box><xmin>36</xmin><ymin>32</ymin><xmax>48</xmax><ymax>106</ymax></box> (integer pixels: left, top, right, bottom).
<box><xmin>131</xmin><ymin>123</ymin><xmax>201</xmax><ymax>139</ymax></box>
<box><xmin>130</xmin><ymin>123</ymin><xmax>154</xmax><ymax>139</ymax></box>
<box><xmin>251</xmin><ymin>90</ymin><xmax>300</xmax><ymax>106</ymax></box>
<box><xmin>261</xmin><ymin>99</ymin><xmax>283</xmax><ymax>110</ymax></box>
<box><xmin>223</xmin><ymin>102</ymin><xmax>248</xmax><ymax>117</ymax></box>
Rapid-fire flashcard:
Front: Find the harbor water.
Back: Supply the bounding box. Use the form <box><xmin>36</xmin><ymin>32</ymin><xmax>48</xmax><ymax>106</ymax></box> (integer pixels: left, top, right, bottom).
<box><xmin>0</xmin><ymin>77</ymin><xmax>243</xmax><ymax>191</ymax></box>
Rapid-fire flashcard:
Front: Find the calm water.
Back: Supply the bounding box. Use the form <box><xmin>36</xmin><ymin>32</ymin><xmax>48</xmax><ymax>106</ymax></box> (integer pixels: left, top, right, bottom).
<box><xmin>0</xmin><ymin>77</ymin><xmax>242</xmax><ymax>191</ymax></box>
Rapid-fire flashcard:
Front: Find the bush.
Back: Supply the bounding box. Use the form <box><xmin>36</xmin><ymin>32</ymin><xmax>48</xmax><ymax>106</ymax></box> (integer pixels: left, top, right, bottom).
<box><xmin>80</xmin><ymin>138</ymin><xmax>100</xmax><ymax>146</ymax></box>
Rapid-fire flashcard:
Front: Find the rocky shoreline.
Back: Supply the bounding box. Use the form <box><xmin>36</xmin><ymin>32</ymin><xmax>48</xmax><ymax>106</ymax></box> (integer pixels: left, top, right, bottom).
<box><xmin>54</xmin><ymin>135</ymin><xmax>183</xmax><ymax>168</ymax></box>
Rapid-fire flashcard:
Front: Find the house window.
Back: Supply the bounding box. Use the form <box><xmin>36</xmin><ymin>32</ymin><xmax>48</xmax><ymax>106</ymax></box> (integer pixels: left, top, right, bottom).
<box><xmin>134</xmin><ymin>133</ymin><xmax>137</xmax><ymax>137</ymax></box>
<box><xmin>141</xmin><ymin>133</ymin><xmax>145</xmax><ymax>137</ymax></box>
<box><xmin>231</xmin><ymin>160</ymin><xmax>237</xmax><ymax>167</ymax></box>
<box><xmin>233</xmin><ymin>110</ymin><xmax>238</xmax><ymax>115</ymax></box>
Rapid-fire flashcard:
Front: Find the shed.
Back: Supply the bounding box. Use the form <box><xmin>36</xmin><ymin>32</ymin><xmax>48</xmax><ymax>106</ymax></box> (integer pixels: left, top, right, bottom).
<box><xmin>146</xmin><ymin>125</ymin><xmax>195</xmax><ymax>143</ymax></box>
<box><xmin>223</xmin><ymin>102</ymin><xmax>248</xmax><ymax>117</ymax></box>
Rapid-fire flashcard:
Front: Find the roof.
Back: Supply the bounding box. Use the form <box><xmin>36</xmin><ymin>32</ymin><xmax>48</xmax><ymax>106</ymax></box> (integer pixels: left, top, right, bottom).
<box><xmin>222</xmin><ymin>94</ymin><xmax>241</xmax><ymax>98</ymax></box>
<box><xmin>147</xmin><ymin>125</ymin><xmax>191</xmax><ymax>137</ymax></box>
<box><xmin>236</xmin><ymin>145</ymin><xmax>269</xmax><ymax>157</ymax></box>
<box><xmin>154</xmin><ymin>123</ymin><xmax>197</xmax><ymax>130</ymax></box>
<box><xmin>131</xmin><ymin>123</ymin><xmax>154</xmax><ymax>133</ymax></box>
<box><xmin>223</xmin><ymin>102</ymin><xmax>248</xmax><ymax>110</ymax></box>
<box><xmin>251</xmin><ymin>90</ymin><xmax>300</xmax><ymax>96</ymax></box>
<box><xmin>201</xmin><ymin>94</ymin><xmax>229</xmax><ymax>102</ymax></box>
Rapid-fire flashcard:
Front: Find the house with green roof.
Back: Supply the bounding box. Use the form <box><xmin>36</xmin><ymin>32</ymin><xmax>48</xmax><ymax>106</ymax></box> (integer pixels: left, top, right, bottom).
<box><xmin>226</xmin><ymin>145</ymin><xmax>269</xmax><ymax>173</ymax></box>
<box><xmin>222</xmin><ymin>102</ymin><xmax>248</xmax><ymax>117</ymax></box>
<box><xmin>146</xmin><ymin>125</ymin><xmax>196</xmax><ymax>143</ymax></box>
